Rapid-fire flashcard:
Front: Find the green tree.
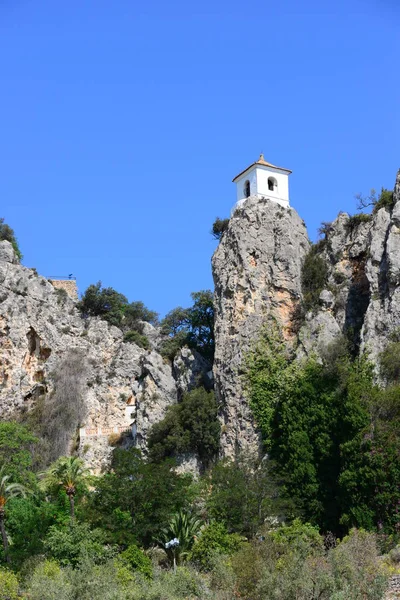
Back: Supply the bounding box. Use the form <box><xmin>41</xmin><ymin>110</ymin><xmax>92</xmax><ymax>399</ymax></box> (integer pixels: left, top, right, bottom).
<box><xmin>40</xmin><ymin>457</ymin><xmax>89</xmax><ymax>520</ymax></box>
<box><xmin>84</xmin><ymin>448</ymin><xmax>193</xmax><ymax>547</ymax></box>
<box><xmin>0</xmin><ymin>421</ymin><xmax>39</xmax><ymax>486</ymax></box>
<box><xmin>0</xmin><ymin>467</ymin><xmax>28</xmax><ymax>563</ymax></box>
<box><xmin>78</xmin><ymin>282</ymin><xmax>158</xmax><ymax>339</ymax></box>
<box><xmin>148</xmin><ymin>388</ymin><xmax>220</xmax><ymax>464</ymax></box>
<box><xmin>160</xmin><ymin>290</ymin><xmax>214</xmax><ymax>361</ymax></box>
<box><xmin>211</xmin><ymin>217</ymin><xmax>230</xmax><ymax>241</ymax></box>
<box><xmin>189</xmin><ymin>521</ymin><xmax>244</xmax><ymax>570</ymax></box>
<box><xmin>205</xmin><ymin>456</ymin><xmax>292</xmax><ymax>537</ymax></box>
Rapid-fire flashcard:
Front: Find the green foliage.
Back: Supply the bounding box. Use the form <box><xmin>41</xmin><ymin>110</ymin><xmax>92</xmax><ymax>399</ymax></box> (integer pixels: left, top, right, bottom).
<box><xmin>231</xmin><ymin>526</ymin><xmax>386</xmax><ymax>600</ymax></box>
<box><xmin>0</xmin><ymin>218</ymin><xmax>22</xmax><ymax>261</ymax></box>
<box><xmin>27</xmin><ymin>559</ymin><xmax>73</xmax><ymax>600</ymax></box>
<box><xmin>204</xmin><ymin>455</ymin><xmax>293</xmax><ymax>538</ymax></box>
<box><xmin>119</xmin><ymin>543</ymin><xmax>152</xmax><ymax>578</ymax></box>
<box><xmin>159</xmin><ymin>510</ymin><xmax>202</xmax><ymax>565</ymax></box>
<box><xmin>160</xmin><ymin>290</ymin><xmax>214</xmax><ymax>361</ymax></box>
<box><xmin>0</xmin><ymin>567</ymin><xmax>19</xmax><ymax>599</ymax></box>
<box><xmin>189</xmin><ymin>521</ymin><xmax>244</xmax><ymax>570</ymax></box>
<box><xmin>78</xmin><ymin>282</ymin><xmax>158</xmax><ymax>336</ymax></box>
<box><xmin>123</xmin><ymin>329</ymin><xmax>150</xmax><ymax>349</ymax></box>
<box><xmin>40</xmin><ymin>456</ymin><xmax>89</xmax><ymax>519</ymax></box>
<box><xmin>5</xmin><ymin>496</ymin><xmax>57</xmax><ymax>566</ymax></box>
<box><xmin>379</xmin><ymin>334</ymin><xmax>400</xmax><ymax>384</ymax></box>
<box><xmin>0</xmin><ymin>422</ymin><xmax>38</xmax><ymax>486</ymax></box>
<box><xmin>346</xmin><ymin>213</ymin><xmax>372</xmax><ymax>232</ymax></box>
<box><xmin>301</xmin><ymin>244</ymin><xmax>328</xmax><ymax>309</ymax></box>
<box><xmin>211</xmin><ymin>217</ymin><xmax>230</xmax><ymax>240</ymax></box>
<box><xmin>244</xmin><ymin>326</ymin><xmax>400</xmax><ymax>534</ymax></box>
<box><xmin>44</xmin><ymin>522</ymin><xmax>113</xmax><ymax>567</ymax></box>
<box><xmin>84</xmin><ymin>448</ymin><xmax>193</xmax><ymax>547</ymax></box>
<box><xmin>147</xmin><ymin>388</ymin><xmax>220</xmax><ymax>464</ymax></box>
<box><xmin>373</xmin><ymin>188</ymin><xmax>395</xmax><ymax>213</ymax></box>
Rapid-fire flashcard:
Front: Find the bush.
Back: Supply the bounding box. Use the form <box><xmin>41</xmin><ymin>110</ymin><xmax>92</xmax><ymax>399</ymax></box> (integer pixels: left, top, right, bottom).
<box><xmin>78</xmin><ymin>282</ymin><xmax>158</xmax><ymax>332</ymax></box>
<box><xmin>346</xmin><ymin>213</ymin><xmax>372</xmax><ymax>232</ymax></box>
<box><xmin>0</xmin><ymin>217</ymin><xmax>22</xmax><ymax>261</ymax></box>
<box><xmin>189</xmin><ymin>522</ymin><xmax>244</xmax><ymax>570</ymax></box>
<box><xmin>147</xmin><ymin>388</ymin><xmax>220</xmax><ymax>464</ymax></box>
<box><xmin>27</xmin><ymin>559</ymin><xmax>73</xmax><ymax>600</ymax></box>
<box><xmin>301</xmin><ymin>245</ymin><xmax>328</xmax><ymax>310</ymax></box>
<box><xmin>379</xmin><ymin>338</ymin><xmax>400</xmax><ymax>384</ymax></box>
<box><xmin>123</xmin><ymin>330</ymin><xmax>150</xmax><ymax>349</ymax></box>
<box><xmin>373</xmin><ymin>188</ymin><xmax>395</xmax><ymax>213</ymax></box>
<box><xmin>119</xmin><ymin>544</ymin><xmax>152</xmax><ymax>578</ymax></box>
<box><xmin>0</xmin><ymin>568</ymin><xmax>19</xmax><ymax>600</ymax></box>
<box><xmin>44</xmin><ymin>522</ymin><xmax>114</xmax><ymax>567</ymax></box>
<box><xmin>211</xmin><ymin>217</ymin><xmax>230</xmax><ymax>240</ymax></box>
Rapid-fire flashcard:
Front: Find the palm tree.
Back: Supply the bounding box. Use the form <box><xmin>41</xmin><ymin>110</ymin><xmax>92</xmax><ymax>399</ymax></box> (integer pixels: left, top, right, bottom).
<box><xmin>40</xmin><ymin>456</ymin><xmax>88</xmax><ymax>520</ymax></box>
<box><xmin>159</xmin><ymin>510</ymin><xmax>202</xmax><ymax>568</ymax></box>
<box><xmin>0</xmin><ymin>466</ymin><xmax>28</xmax><ymax>563</ymax></box>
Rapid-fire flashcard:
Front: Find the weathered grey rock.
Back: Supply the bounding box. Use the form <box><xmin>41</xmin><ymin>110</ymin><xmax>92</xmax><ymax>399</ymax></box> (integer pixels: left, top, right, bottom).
<box><xmin>212</xmin><ymin>198</ymin><xmax>310</xmax><ymax>458</ymax></box>
<box><xmin>173</xmin><ymin>347</ymin><xmax>212</xmax><ymax>396</ymax></box>
<box><xmin>0</xmin><ymin>254</ymin><xmax>178</xmax><ymax>472</ymax></box>
<box><xmin>319</xmin><ymin>289</ymin><xmax>335</xmax><ymax>309</ymax></box>
<box><xmin>0</xmin><ymin>240</ymin><xmax>17</xmax><ymax>264</ymax></box>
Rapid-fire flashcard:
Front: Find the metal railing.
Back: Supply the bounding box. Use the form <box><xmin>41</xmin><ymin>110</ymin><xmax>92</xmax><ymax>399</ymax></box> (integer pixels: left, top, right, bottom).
<box><xmin>47</xmin><ymin>275</ymin><xmax>76</xmax><ymax>280</ymax></box>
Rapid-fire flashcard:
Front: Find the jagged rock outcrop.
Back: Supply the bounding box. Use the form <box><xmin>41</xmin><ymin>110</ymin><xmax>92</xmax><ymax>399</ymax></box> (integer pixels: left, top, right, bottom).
<box><xmin>213</xmin><ymin>171</ymin><xmax>400</xmax><ymax>458</ymax></box>
<box><xmin>298</xmin><ymin>170</ymin><xmax>400</xmax><ymax>365</ymax></box>
<box><xmin>173</xmin><ymin>347</ymin><xmax>212</xmax><ymax>397</ymax></box>
<box><xmin>212</xmin><ymin>197</ymin><xmax>310</xmax><ymax>458</ymax></box>
<box><xmin>0</xmin><ymin>240</ymin><xmax>180</xmax><ymax>472</ymax></box>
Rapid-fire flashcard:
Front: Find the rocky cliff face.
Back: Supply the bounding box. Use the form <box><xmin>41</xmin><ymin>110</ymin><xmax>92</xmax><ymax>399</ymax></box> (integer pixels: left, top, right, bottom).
<box><xmin>213</xmin><ymin>171</ymin><xmax>400</xmax><ymax>458</ymax></box>
<box><xmin>0</xmin><ymin>242</ymin><xmax>207</xmax><ymax>472</ymax></box>
<box><xmin>212</xmin><ymin>198</ymin><xmax>310</xmax><ymax>457</ymax></box>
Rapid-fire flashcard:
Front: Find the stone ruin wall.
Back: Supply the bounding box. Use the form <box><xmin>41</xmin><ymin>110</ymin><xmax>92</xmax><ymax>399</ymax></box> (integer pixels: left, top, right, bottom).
<box><xmin>49</xmin><ymin>279</ymin><xmax>78</xmax><ymax>300</ymax></box>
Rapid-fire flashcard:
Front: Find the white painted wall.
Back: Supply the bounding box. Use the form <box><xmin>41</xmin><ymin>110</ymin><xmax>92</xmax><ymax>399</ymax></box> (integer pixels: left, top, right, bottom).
<box><xmin>233</xmin><ymin>164</ymin><xmax>290</xmax><ymax>214</ymax></box>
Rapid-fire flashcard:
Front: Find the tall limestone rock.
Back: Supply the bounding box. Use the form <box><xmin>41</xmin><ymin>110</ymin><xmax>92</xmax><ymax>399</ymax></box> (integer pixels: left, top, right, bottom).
<box><xmin>213</xmin><ymin>170</ymin><xmax>400</xmax><ymax>459</ymax></box>
<box><xmin>212</xmin><ymin>197</ymin><xmax>310</xmax><ymax>457</ymax></box>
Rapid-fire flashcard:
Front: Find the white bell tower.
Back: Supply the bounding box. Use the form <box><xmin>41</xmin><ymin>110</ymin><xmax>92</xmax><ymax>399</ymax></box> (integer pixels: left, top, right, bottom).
<box><xmin>232</xmin><ymin>154</ymin><xmax>292</xmax><ymax>213</ymax></box>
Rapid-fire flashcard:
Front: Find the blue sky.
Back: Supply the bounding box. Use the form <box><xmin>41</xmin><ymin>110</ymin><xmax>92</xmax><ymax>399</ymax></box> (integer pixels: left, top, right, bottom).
<box><xmin>1</xmin><ymin>0</ymin><xmax>399</xmax><ymax>317</ymax></box>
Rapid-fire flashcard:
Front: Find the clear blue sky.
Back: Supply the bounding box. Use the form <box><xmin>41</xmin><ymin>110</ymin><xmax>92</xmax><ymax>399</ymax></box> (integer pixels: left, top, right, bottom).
<box><xmin>1</xmin><ymin>0</ymin><xmax>399</xmax><ymax>317</ymax></box>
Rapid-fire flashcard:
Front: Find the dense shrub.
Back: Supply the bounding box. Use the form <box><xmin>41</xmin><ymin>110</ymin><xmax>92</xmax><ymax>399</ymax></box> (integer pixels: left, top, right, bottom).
<box><xmin>78</xmin><ymin>282</ymin><xmax>157</xmax><ymax>344</ymax></box>
<box><xmin>346</xmin><ymin>212</ymin><xmax>372</xmax><ymax>232</ymax></box>
<box><xmin>123</xmin><ymin>329</ymin><xmax>150</xmax><ymax>349</ymax></box>
<box><xmin>301</xmin><ymin>245</ymin><xmax>328</xmax><ymax>309</ymax></box>
<box><xmin>379</xmin><ymin>332</ymin><xmax>400</xmax><ymax>384</ymax></box>
<box><xmin>244</xmin><ymin>325</ymin><xmax>400</xmax><ymax>535</ymax></box>
<box><xmin>0</xmin><ymin>217</ymin><xmax>22</xmax><ymax>261</ymax></box>
<box><xmin>211</xmin><ymin>217</ymin><xmax>230</xmax><ymax>240</ymax></box>
<box><xmin>119</xmin><ymin>544</ymin><xmax>152</xmax><ymax>578</ymax></box>
<box><xmin>0</xmin><ymin>568</ymin><xmax>19</xmax><ymax>600</ymax></box>
<box><xmin>373</xmin><ymin>188</ymin><xmax>395</xmax><ymax>213</ymax></box>
<box><xmin>189</xmin><ymin>522</ymin><xmax>244</xmax><ymax>570</ymax></box>
<box><xmin>160</xmin><ymin>290</ymin><xmax>214</xmax><ymax>361</ymax></box>
<box><xmin>44</xmin><ymin>522</ymin><xmax>114</xmax><ymax>567</ymax></box>
<box><xmin>147</xmin><ymin>388</ymin><xmax>220</xmax><ymax>464</ymax></box>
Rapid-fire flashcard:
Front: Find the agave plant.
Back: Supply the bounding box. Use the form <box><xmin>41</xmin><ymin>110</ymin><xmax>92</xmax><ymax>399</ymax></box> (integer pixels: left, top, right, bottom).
<box><xmin>0</xmin><ymin>466</ymin><xmax>28</xmax><ymax>562</ymax></box>
<box><xmin>159</xmin><ymin>510</ymin><xmax>202</xmax><ymax>567</ymax></box>
<box><xmin>40</xmin><ymin>456</ymin><xmax>89</xmax><ymax>520</ymax></box>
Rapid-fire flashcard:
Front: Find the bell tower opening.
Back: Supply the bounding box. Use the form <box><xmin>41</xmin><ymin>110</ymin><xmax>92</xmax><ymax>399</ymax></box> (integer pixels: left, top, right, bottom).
<box><xmin>268</xmin><ymin>177</ymin><xmax>277</xmax><ymax>192</ymax></box>
<box><xmin>244</xmin><ymin>180</ymin><xmax>250</xmax><ymax>198</ymax></box>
